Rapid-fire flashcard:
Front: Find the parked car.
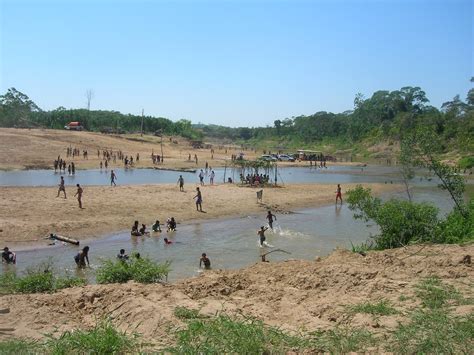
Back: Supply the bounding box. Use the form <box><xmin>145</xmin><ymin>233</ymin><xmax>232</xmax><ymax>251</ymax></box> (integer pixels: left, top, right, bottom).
<box><xmin>277</xmin><ymin>154</ymin><xmax>295</xmax><ymax>162</ymax></box>
<box><xmin>259</xmin><ymin>154</ymin><xmax>278</xmax><ymax>161</ymax></box>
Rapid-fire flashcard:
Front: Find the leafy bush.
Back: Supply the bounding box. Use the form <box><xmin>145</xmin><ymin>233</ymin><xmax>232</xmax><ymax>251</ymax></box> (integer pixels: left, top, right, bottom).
<box><xmin>0</xmin><ymin>264</ymin><xmax>86</xmax><ymax>295</ymax></box>
<box><xmin>347</xmin><ymin>186</ymin><xmax>439</xmax><ymax>249</ymax></box>
<box><xmin>438</xmin><ymin>199</ymin><xmax>474</xmax><ymax>243</ymax></box>
<box><xmin>458</xmin><ymin>156</ymin><xmax>474</xmax><ymax>169</ymax></box>
<box><xmin>96</xmin><ymin>256</ymin><xmax>170</xmax><ymax>284</ymax></box>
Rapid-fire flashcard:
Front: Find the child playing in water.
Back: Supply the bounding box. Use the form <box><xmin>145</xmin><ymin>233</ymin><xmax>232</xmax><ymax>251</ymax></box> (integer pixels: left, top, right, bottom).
<box><xmin>199</xmin><ymin>253</ymin><xmax>211</xmax><ymax>269</ymax></box>
<box><xmin>257</xmin><ymin>226</ymin><xmax>269</xmax><ymax>247</ymax></box>
<box><xmin>152</xmin><ymin>220</ymin><xmax>162</xmax><ymax>232</ymax></box>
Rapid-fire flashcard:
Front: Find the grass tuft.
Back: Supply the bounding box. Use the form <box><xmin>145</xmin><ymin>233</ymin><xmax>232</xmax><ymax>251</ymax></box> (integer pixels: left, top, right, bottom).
<box><xmin>174</xmin><ymin>306</ymin><xmax>205</xmax><ymax>320</ymax></box>
<box><xmin>0</xmin><ymin>338</ymin><xmax>40</xmax><ymax>354</ymax></box>
<box><xmin>310</xmin><ymin>328</ymin><xmax>377</xmax><ymax>353</ymax></box>
<box><xmin>350</xmin><ymin>299</ymin><xmax>398</xmax><ymax>316</ymax></box>
<box><xmin>415</xmin><ymin>276</ymin><xmax>462</xmax><ymax>309</ymax></box>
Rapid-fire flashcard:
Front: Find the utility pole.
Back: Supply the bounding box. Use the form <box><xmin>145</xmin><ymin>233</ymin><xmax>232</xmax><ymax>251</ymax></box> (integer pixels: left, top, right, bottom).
<box><xmin>160</xmin><ymin>131</ymin><xmax>164</xmax><ymax>164</ymax></box>
<box><xmin>140</xmin><ymin>109</ymin><xmax>144</xmax><ymax>136</ymax></box>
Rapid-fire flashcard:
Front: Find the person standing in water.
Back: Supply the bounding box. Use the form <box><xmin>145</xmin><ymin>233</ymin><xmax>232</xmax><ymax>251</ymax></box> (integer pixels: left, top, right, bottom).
<box><xmin>2</xmin><ymin>247</ymin><xmax>16</xmax><ymax>264</ymax></box>
<box><xmin>74</xmin><ymin>184</ymin><xmax>83</xmax><ymax>209</ymax></box>
<box><xmin>336</xmin><ymin>184</ymin><xmax>343</xmax><ymax>205</ymax></box>
<box><xmin>194</xmin><ymin>187</ymin><xmax>203</xmax><ymax>212</ymax></box>
<box><xmin>74</xmin><ymin>246</ymin><xmax>90</xmax><ymax>268</ymax></box>
<box><xmin>110</xmin><ymin>170</ymin><xmax>117</xmax><ymax>186</ymax></box>
<box><xmin>266</xmin><ymin>210</ymin><xmax>277</xmax><ymax>230</ymax></box>
<box><xmin>257</xmin><ymin>226</ymin><xmax>269</xmax><ymax>247</ymax></box>
<box><xmin>57</xmin><ymin>176</ymin><xmax>66</xmax><ymax>198</ymax></box>
<box><xmin>200</xmin><ymin>253</ymin><xmax>211</xmax><ymax>269</ymax></box>
<box><xmin>177</xmin><ymin>175</ymin><xmax>184</xmax><ymax>192</ymax></box>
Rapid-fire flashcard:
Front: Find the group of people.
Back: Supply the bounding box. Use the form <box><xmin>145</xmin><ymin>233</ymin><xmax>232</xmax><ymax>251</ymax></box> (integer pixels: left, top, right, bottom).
<box><xmin>56</xmin><ymin>176</ymin><xmax>83</xmax><ymax>208</ymax></box>
<box><xmin>198</xmin><ymin>169</ymin><xmax>215</xmax><ymax>186</ymax></box>
<box><xmin>240</xmin><ymin>173</ymin><xmax>270</xmax><ymax>186</ymax></box>
<box><xmin>131</xmin><ymin>217</ymin><xmax>177</xmax><ymax>237</ymax></box>
<box><xmin>66</xmin><ymin>147</ymin><xmax>88</xmax><ymax>159</ymax></box>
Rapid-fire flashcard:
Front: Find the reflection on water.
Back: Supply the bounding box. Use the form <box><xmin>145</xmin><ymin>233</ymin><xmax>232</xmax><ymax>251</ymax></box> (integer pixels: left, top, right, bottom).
<box><xmin>3</xmin><ymin>187</ymin><xmax>454</xmax><ymax>283</ymax></box>
<box><xmin>0</xmin><ymin>165</ymin><xmax>448</xmax><ymax>187</ymax></box>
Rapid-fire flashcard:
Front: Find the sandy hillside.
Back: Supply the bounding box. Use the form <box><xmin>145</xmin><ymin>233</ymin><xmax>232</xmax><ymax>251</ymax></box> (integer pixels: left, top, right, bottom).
<box><xmin>0</xmin><ymin>128</ymin><xmax>257</xmax><ymax>170</ymax></box>
<box><xmin>0</xmin><ymin>244</ymin><xmax>472</xmax><ymax>350</ymax></box>
<box><xmin>0</xmin><ymin>183</ymin><xmax>399</xmax><ymax>247</ymax></box>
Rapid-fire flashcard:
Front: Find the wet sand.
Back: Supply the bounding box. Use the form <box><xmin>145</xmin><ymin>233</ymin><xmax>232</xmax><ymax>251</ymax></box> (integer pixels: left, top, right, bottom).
<box><xmin>0</xmin><ymin>183</ymin><xmax>399</xmax><ymax>248</ymax></box>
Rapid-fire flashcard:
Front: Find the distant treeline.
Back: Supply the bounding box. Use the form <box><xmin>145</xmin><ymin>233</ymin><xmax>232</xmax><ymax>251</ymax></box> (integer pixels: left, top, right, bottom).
<box><xmin>195</xmin><ymin>83</ymin><xmax>474</xmax><ymax>157</ymax></box>
<box><xmin>0</xmin><ymin>88</ymin><xmax>202</xmax><ymax>140</ymax></box>
<box><xmin>1</xmin><ymin>83</ymin><xmax>473</xmax><ymax>158</ymax></box>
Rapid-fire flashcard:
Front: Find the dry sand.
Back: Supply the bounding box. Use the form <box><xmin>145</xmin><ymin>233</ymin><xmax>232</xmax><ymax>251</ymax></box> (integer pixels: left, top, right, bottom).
<box><xmin>0</xmin><ymin>244</ymin><xmax>472</xmax><ymax>350</ymax></box>
<box><xmin>0</xmin><ymin>127</ymin><xmax>362</xmax><ymax>171</ymax></box>
<box><xmin>0</xmin><ymin>183</ymin><xmax>399</xmax><ymax>247</ymax></box>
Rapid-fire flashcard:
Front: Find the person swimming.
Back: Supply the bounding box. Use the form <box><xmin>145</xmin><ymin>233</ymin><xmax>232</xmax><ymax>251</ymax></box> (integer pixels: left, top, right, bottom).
<box><xmin>117</xmin><ymin>248</ymin><xmax>129</xmax><ymax>261</ymax></box>
<box><xmin>164</xmin><ymin>237</ymin><xmax>173</xmax><ymax>245</ymax></box>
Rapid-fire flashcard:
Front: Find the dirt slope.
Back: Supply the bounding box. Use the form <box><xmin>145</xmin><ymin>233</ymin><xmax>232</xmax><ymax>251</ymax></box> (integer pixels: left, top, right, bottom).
<box><xmin>1</xmin><ymin>244</ymin><xmax>472</xmax><ymax>349</ymax></box>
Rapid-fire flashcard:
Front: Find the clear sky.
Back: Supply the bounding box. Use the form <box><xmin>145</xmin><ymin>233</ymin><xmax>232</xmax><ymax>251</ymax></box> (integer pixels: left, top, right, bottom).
<box><xmin>0</xmin><ymin>0</ymin><xmax>472</xmax><ymax>127</ymax></box>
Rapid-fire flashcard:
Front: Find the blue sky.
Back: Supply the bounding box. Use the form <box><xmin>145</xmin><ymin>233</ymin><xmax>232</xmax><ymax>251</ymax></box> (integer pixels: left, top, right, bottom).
<box><xmin>0</xmin><ymin>0</ymin><xmax>472</xmax><ymax>127</ymax></box>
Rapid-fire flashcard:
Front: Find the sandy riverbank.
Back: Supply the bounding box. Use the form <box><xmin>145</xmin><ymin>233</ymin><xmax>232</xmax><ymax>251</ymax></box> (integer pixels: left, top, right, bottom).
<box><xmin>0</xmin><ymin>183</ymin><xmax>399</xmax><ymax>248</ymax></box>
<box><xmin>0</xmin><ymin>128</ymin><xmax>362</xmax><ymax>171</ymax></box>
<box><xmin>0</xmin><ymin>243</ymin><xmax>472</xmax><ymax>350</ymax></box>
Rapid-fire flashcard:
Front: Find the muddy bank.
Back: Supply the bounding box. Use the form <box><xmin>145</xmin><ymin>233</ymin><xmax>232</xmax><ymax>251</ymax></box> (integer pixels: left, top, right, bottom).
<box><xmin>0</xmin><ymin>244</ymin><xmax>472</xmax><ymax>349</ymax></box>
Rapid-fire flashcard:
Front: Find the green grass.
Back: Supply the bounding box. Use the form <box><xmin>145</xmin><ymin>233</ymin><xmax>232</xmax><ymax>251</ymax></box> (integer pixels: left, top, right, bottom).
<box><xmin>0</xmin><ymin>320</ymin><xmax>142</xmax><ymax>355</ymax></box>
<box><xmin>415</xmin><ymin>276</ymin><xmax>462</xmax><ymax>309</ymax></box>
<box><xmin>174</xmin><ymin>306</ymin><xmax>206</xmax><ymax>320</ymax></box>
<box><xmin>45</xmin><ymin>319</ymin><xmax>140</xmax><ymax>354</ymax></box>
<box><xmin>310</xmin><ymin>328</ymin><xmax>377</xmax><ymax>354</ymax></box>
<box><xmin>96</xmin><ymin>256</ymin><xmax>171</xmax><ymax>284</ymax></box>
<box><xmin>349</xmin><ymin>240</ymin><xmax>374</xmax><ymax>254</ymax></box>
<box><xmin>388</xmin><ymin>277</ymin><xmax>474</xmax><ymax>354</ymax></box>
<box><xmin>167</xmin><ymin>314</ymin><xmax>311</xmax><ymax>354</ymax></box>
<box><xmin>350</xmin><ymin>299</ymin><xmax>398</xmax><ymax>316</ymax></box>
<box><xmin>0</xmin><ymin>338</ymin><xmax>40</xmax><ymax>354</ymax></box>
<box><xmin>0</xmin><ymin>263</ymin><xmax>86</xmax><ymax>295</ymax></box>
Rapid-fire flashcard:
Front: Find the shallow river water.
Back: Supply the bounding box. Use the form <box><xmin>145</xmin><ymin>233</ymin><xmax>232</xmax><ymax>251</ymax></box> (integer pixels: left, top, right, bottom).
<box><xmin>3</xmin><ymin>185</ymin><xmax>454</xmax><ymax>282</ymax></box>
<box><xmin>0</xmin><ymin>165</ymin><xmax>445</xmax><ymax>187</ymax></box>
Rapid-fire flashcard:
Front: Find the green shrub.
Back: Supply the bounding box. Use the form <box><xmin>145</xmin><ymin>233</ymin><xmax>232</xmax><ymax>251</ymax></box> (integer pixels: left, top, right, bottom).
<box><xmin>438</xmin><ymin>199</ymin><xmax>474</xmax><ymax>243</ymax></box>
<box><xmin>0</xmin><ymin>264</ymin><xmax>86</xmax><ymax>295</ymax></box>
<box><xmin>458</xmin><ymin>156</ymin><xmax>474</xmax><ymax>169</ymax></box>
<box><xmin>347</xmin><ymin>186</ymin><xmax>439</xmax><ymax>249</ymax></box>
<box><xmin>96</xmin><ymin>257</ymin><xmax>170</xmax><ymax>284</ymax></box>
